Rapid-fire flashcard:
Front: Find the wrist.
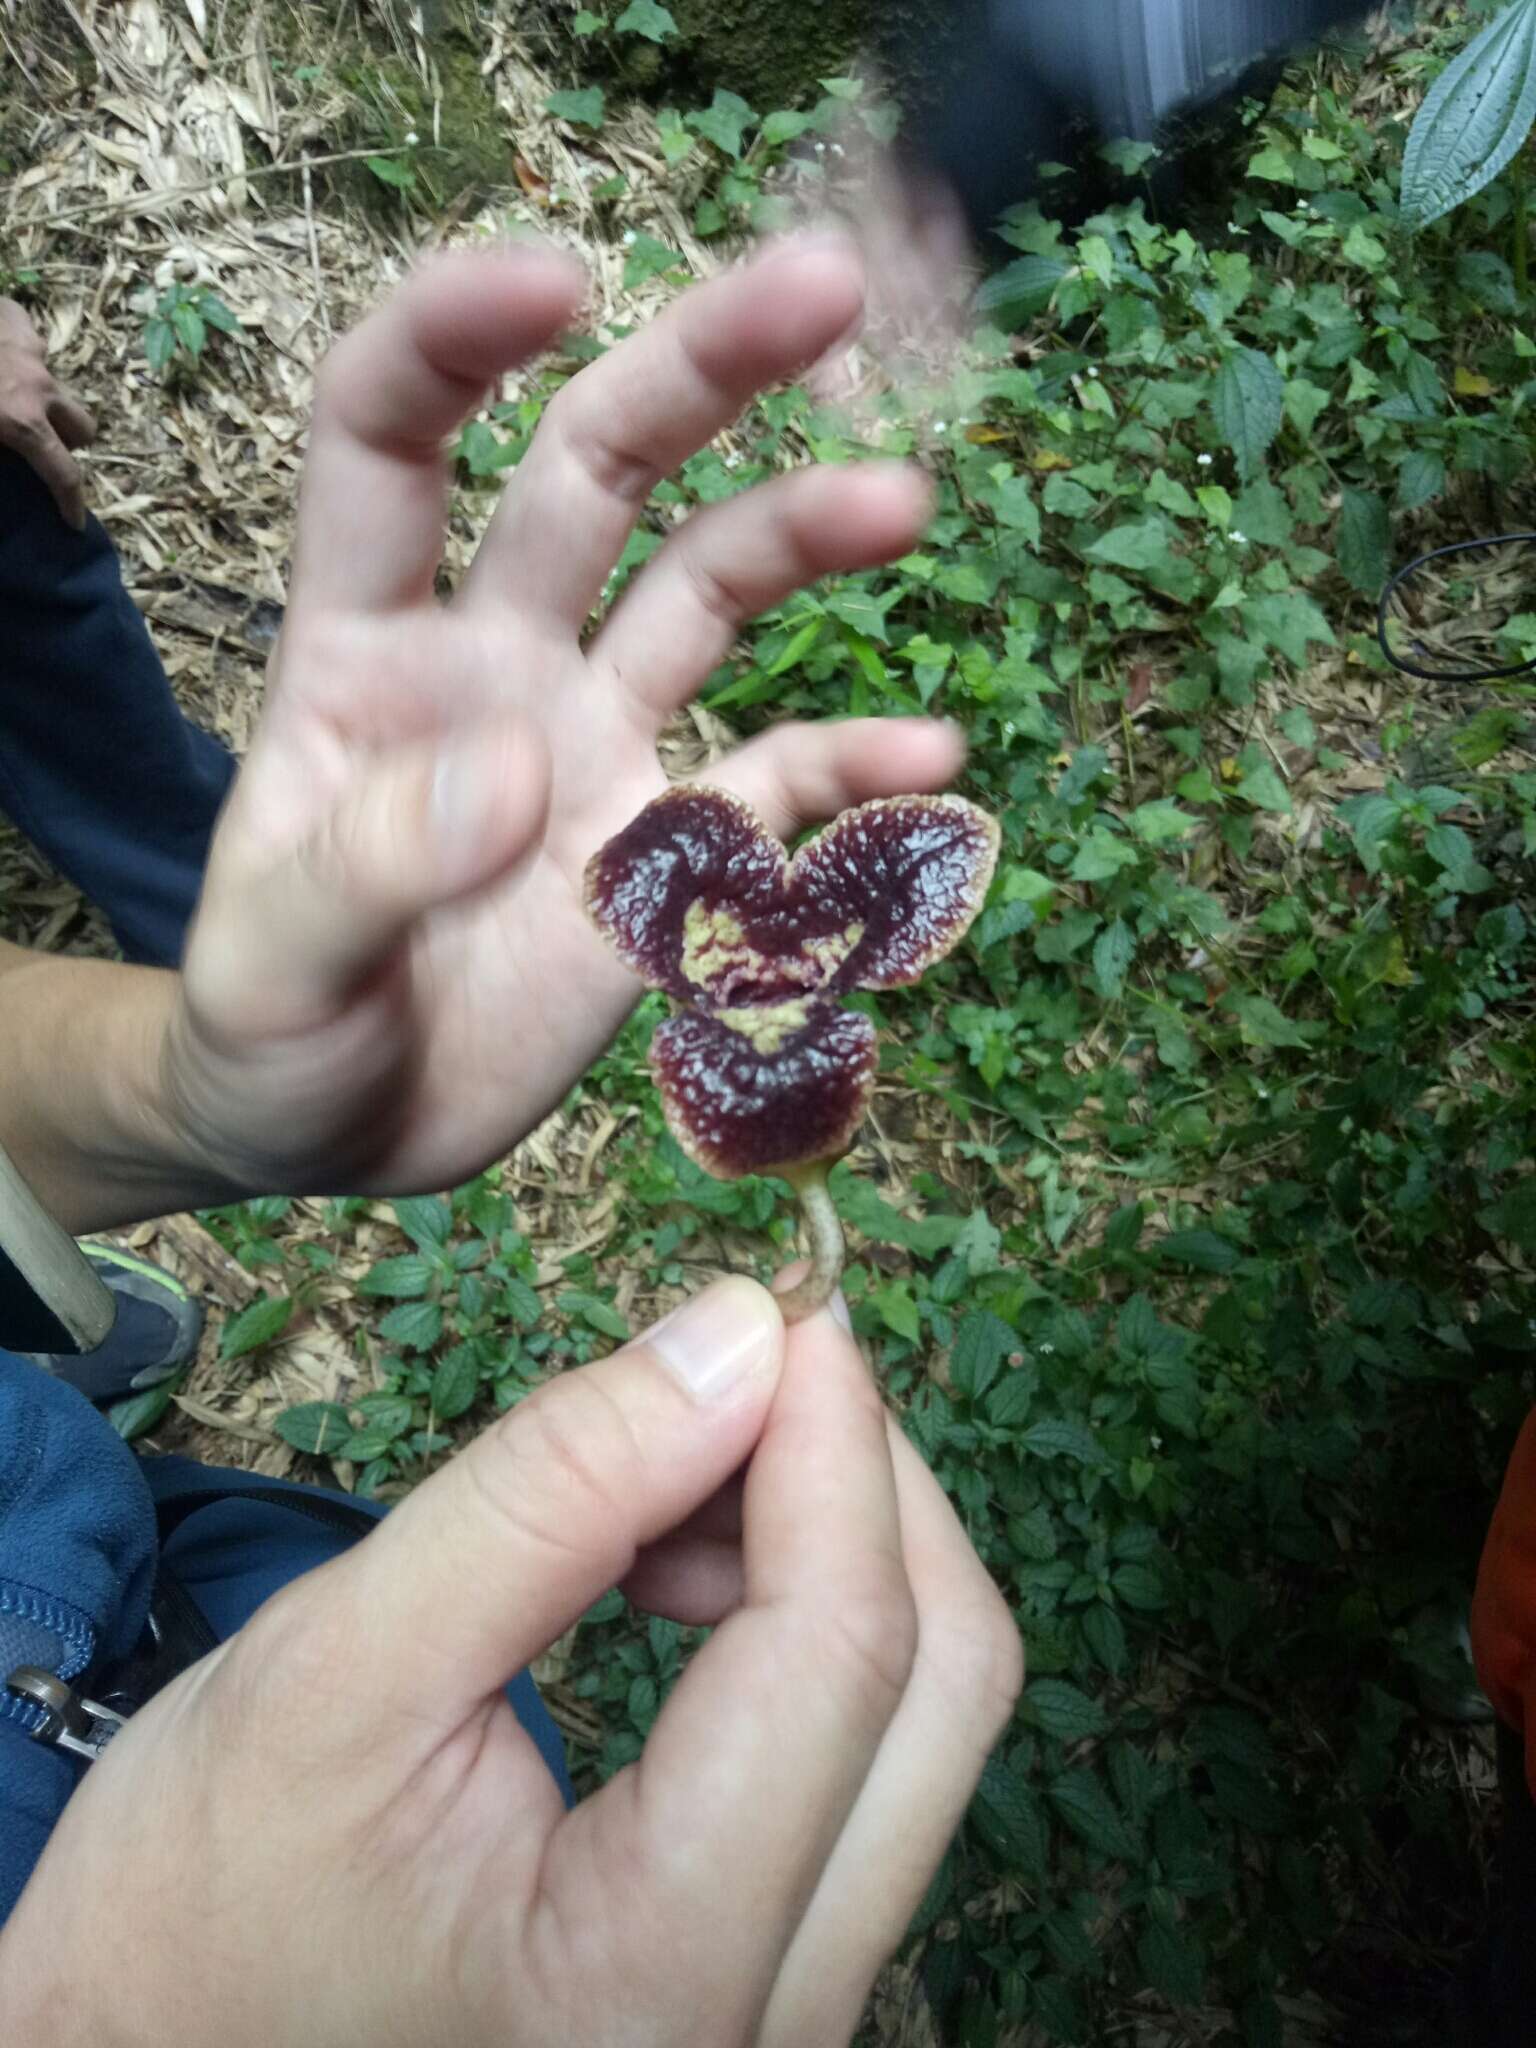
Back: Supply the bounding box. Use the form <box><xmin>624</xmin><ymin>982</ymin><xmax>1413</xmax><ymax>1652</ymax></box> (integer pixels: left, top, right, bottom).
<box><xmin>0</xmin><ymin>948</ymin><xmax>248</xmax><ymax>1233</ymax></box>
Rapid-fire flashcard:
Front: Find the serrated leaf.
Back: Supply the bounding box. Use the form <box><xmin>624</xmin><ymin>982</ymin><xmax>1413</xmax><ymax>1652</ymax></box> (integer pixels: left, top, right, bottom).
<box><xmin>1158</xmin><ymin>1229</ymin><xmax>1240</xmax><ymax>1274</ymax></box>
<box><xmin>1082</xmin><ymin>1603</ymin><xmax>1128</xmax><ymax>1676</ymax></box>
<box><xmin>364</xmin><ymin>154</ymin><xmax>416</xmax><ymax>190</ymax></box>
<box><xmin>1020</xmin><ymin>1419</ymin><xmax>1112</xmax><ymax>1468</ymax></box>
<box><xmin>359</xmin><ymin>1254</ymin><xmax>434</xmax><ymax>1298</ymax></box>
<box><xmin>220</xmin><ymin>1293</ymin><xmax>294</xmax><ymax>1361</ymax></box>
<box><xmin>1028</xmin><ymin>1678</ymin><xmax>1109</xmax><ymax>1742</ymax></box>
<box><xmin>431</xmin><ymin>1343</ymin><xmax>481</xmax><ymax>1421</ymax></box>
<box><xmin>274</xmin><ymin>1400</ymin><xmax>353</xmax><ymax>1455</ymax></box>
<box><xmin>1138</xmin><ymin>1919</ymin><xmax>1207</xmax><ymax>2006</ymax></box>
<box><xmin>500</xmin><ymin>1272</ymin><xmax>542</xmax><ymax>1329</ymax></box>
<box><xmin>378</xmin><ymin>1300</ymin><xmax>443</xmax><ymax>1351</ymax></box>
<box><xmin>143</xmin><ymin>317</ymin><xmax>176</xmax><ymax>373</ymax></box>
<box><xmin>976</xmin><ymin>253</ymin><xmax>1071</xmax><ymax>327</ymax></box>
<box><xmin>1048</xmin><ymin>1767</ymin><xmax>1139</xmax><ymax>1861</ymax></box>
<box><xmin>1480</xmin><ymin>1178</ymin><xmax>1536</xmax><ymax>1250</ymax></box>
<box><xmin>873</xmin><ymin>1280</ymin><xmax>921</xmax><ymax>1344</ymax></box>
<box><xmin>950</xmin><ymin>1310</ymin><xmax>1015</xmax><ymax>1399</ymax></box>
<box><xmin>987</xmin><ymin>1368</ymin><xmax>1038</xmax><ymax>1428</ymax></box>
<box><xmin>392</xmin><ymin>1194</ymin><xmax>452</xmax><ymax>1247</ymax></box>
<box><xmin>1400</xmin><ymin>0</ymin><xmax>1536</xmax><ymax>230</ymax></box>
<box><xmin>1337</xmin><ymin>487</ymin><xmax>1391</xmax><ymax>596</ymax></box>
<box><xmin>1395</xmin><ymin>450</ymin><xmax>1446</xmax><ymax>514</ymax></box>
<box><xmin>1091</xmin><ymin>918</ymin><xmax>1135</xmax><ymax>999</ymax></box>
<box><xmin>971</xmin><ymin>1758</ymin><xmax>1051</xmax><ymax>1875</ymax></box>
<box><xmin>1212</xmin><ymin>348</ymin><xmax>1284</xmax><ymax>484</ymax></box>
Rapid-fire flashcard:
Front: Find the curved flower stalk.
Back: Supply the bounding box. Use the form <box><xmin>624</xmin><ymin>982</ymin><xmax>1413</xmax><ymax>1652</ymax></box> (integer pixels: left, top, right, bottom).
<box><xmin>585</xmin><ymin>785</ymin><xmax>999</xmax><ymax>1320</ymax></box>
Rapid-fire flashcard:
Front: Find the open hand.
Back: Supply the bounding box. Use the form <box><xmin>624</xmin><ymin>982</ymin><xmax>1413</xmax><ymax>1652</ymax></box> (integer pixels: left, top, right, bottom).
<box><xmin>170</xmin><ymin>239</ymin><xmax>961</xmax><ymax>1198</ymax></box>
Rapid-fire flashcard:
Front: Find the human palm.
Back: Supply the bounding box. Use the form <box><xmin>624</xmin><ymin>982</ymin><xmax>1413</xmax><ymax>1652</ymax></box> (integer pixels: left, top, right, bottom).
<box><xmin>172</xmin><ymin>240</ymin><xmax>960</xmax><ymax>1195</ymax></box>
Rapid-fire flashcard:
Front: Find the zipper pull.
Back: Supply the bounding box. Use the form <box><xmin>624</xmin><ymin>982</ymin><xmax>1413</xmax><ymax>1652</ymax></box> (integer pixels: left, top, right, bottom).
<box><xmin>5</xmin><ymin>1666</ymin><xmax>126</xmax><ymax>1763</ymax></box>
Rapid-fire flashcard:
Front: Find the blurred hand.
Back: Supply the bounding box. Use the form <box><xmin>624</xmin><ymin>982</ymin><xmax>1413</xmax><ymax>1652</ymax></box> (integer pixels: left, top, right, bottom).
<box><xmin>165</xmin><ymin>238</ymin><xmax>961</xmax><ymax>1200</ymax></box>
<box><xmin>0</xmin><ymin>298</ymin><xmax>97</xmax><ymax>530</ymax></box>
<box><xmin>0</xmin><ymin>1287</ymin><xmax>1021</xmax><ymax>2046</ymax></box>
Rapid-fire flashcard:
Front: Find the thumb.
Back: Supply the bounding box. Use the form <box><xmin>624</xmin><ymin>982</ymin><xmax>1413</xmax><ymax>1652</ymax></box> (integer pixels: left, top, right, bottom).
<box><xmin>316</xmin><ymin>1278</ymin><xmax>785</xmax><ymax>1729</ymax></box>
<box><xmin>191</xmin><ymin>714</ymin><xmax>550</xmax><ymax>1034</ymax></box>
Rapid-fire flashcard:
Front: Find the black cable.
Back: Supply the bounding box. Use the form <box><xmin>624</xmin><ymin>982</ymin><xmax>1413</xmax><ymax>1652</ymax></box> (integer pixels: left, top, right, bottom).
<box><xmin>1377</xmin><ymin>532</ymin><xmax>1536</xmax><ymax>685</ymax></box>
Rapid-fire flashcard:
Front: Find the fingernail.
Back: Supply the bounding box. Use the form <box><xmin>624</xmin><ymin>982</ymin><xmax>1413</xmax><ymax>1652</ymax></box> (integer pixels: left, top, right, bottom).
<box><xmin>432</xmin><ymin>739</ymin><xmax>502</xmax><ymax>872</ymax></box>
<box><xmin>830</xmin><ymin>1289</ymin><xmax>853</xmax><ymax>1333</ymax></box>
<box><xmin>649</xmin><ymin>1278</ymin><xmax>781</xmax><ymax>1404</ymax></box>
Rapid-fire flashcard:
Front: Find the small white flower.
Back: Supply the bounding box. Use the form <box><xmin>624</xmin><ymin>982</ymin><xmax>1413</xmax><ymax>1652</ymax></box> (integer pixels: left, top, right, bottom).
<box><xmin>1150</xmin><ymin>1434</ymin><xmax>1164</xmax><ymax>1450</ymax></box>
<box><xmin>830</xmin><ymin>142</ymin><xmax>845</xmax><ymax>158</ymax></box>
<box><xmin>1197</xmin><ymin>452</ymin><xmax>1213</xmax><ymax>467</ymax></box>
<box><xmin>622</xmin><ymin>229</ymin><xmax>636</xmax><ymax>245</ymax></box>
<box><xmin>1039</xmin><ymin>1342</ymin><xmax>1055</xmax><ymax>1356</ymax></box>
<box><xmin>724</xmin><ymin>452</ymin><xmax>741</xmax><ymax>468</ymax></box>
<box><xmin>1231</xmin><ymin>531</ymin><xmax>1249</xmax><ymax>547</ymax></box>
<box><xmin>405</xmin><ymin>130</ymin><xmax>419</xmax><ymax>145</ymax></box>
<box><xmin>1297</xmin><ymin>200</ymin><xmax>1312</xmax><ymax>213</ymax></box>
<box><xmin>932</xmin><ymin>419</ymin><xmax>948</xmax><ymax>433</ymax></box>
<box><xmin>1087</xmin><ymin>366</ymin><xmax>1099</xmax><ymax>379</ymax></box>
<box><xmin>814</xmin><ymin>141</ymin><xmax>827</xmax><ymax>156</ymax></box>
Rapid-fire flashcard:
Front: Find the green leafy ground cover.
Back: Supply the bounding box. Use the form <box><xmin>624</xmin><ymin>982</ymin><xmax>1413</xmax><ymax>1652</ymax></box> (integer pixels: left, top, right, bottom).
<box><xmin>167</xmin><ymin>7</ymin><xmax>1536</xmax><ymax>2041</ymax></box>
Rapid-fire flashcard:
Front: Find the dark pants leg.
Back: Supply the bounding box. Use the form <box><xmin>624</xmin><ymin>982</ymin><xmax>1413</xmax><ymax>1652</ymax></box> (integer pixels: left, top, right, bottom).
<box><xmin>0</xmin><ymin>453</ymin><xmax>236</xmax><ymax>967</ymax></box>
<box><xmin>1487</xmin><ymin>1721</ymin><xmax>1536</xmax><ymax>2046</ymax></box>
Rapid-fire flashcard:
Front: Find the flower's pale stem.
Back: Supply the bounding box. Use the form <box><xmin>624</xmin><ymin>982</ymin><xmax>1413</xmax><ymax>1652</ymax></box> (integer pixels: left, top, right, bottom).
<box><xmin>777</xmin><ymin>1162</ymin><xmax>844</xmax><ymax>1324</ymax></box>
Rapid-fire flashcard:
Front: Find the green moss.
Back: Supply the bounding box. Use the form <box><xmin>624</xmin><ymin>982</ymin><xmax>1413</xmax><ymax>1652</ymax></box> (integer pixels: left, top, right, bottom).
<box><xmin>331</xmin><ymin>37</ymin><xmax>505</xmax><ymax>214</ymax></box>
<box><xmin>664</xmin><ymin>0</ymin><xmax>873</xmax><ymax>111</ymax></box>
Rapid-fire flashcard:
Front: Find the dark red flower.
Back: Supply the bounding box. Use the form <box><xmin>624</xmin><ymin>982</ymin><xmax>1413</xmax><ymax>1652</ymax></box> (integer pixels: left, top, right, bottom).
<box><xmin>585</xmin><ymin>786</ymin><xmax>999</xmax><ymax>1178</ymax></box>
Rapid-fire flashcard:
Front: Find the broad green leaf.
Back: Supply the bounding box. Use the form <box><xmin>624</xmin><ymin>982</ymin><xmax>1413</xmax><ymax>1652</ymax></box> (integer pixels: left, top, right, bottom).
<box><xmin>359</xmin><ymin>1254</ymin><xmax>434</xmax><ymax>1298</ymax></box>
<box><xmin>950</xmin><ymin>1310</ymin><xmax>1015</xmax><ymax>1400</ymax></box>
<box><xmin>1212</xmin><ymin>348</ymin><xmax>1284</xmax><ymax>484</ymax></box>
<box><xmin>976</xmin><ymin>253</ymin><xmax>1071</xmax><ymax>328</ymax></box>
<box><xmin>1020</xmin><ymin>1419</ymin><xmax>1112</xmax><ymax>1469</ymax></box>
<box><xmin>1400</xmin><ymin>0</ymin><xmax>1536</xmax><ymax>229</ymax></box>
<box><xmin>558</xmin><ymin>1290</ymin><xmax>630</xmax><ymax>1341</ymax></box>
<box><xmin>614</xmin><ymin>0</ymin><xmax>676</xmax><ymax>38</ymax></box>
<box><xmin>1082</xmin><ymin>1603</ymin><xmax>1128</xmax><ymax>1676</ymax></box>
<box><xmin>971</xmin><ymin>1759</ymin><xmax>1050</xmax><ymax>1875</ymax></box>
<box><xmin>1235</xmin><ymin>762</ymin><xmax>1292</xmax><ymax>815</ymax></box>
<box><xmin>686</xmin><ymin>88</ymin><xmax>755</xmax><ymax>158</ymax></box>
<box><xmin>1085</xmin><ymin>518</ymin><xmax>1173</xmax><ymax>572</ymax></box>
<box><xmin>1225</xmin><ymin>994</ymin><xmax>1319</xmax><ymax>1050</ymax></box>
<box><xmin>378</xmin><ymin>1300</ymin><xmax>443</xmax><ymax>1352</ymax></box>
<box><xmin>365</xmin><ymin>154</ymin><xmax>416</xmax><ymax>191</ymax></box>
<box><xmin>1481</xmin><ymin>1179</ymin><xmax>1536</xmax><ymax>1250</ymax></box>
<box><xmin>1028</xmin><ymin>1678</ymin><xmax>1109</xmax><ymax>1742</ymax></box>
<box><xmin>873</xmin><ymin>1280</ymin><xmax>921</xmax><ymax>1344</ymax></box>
<box><xmin>623</xmin><ymin>232</ymin><xmax>686</xmax><ymax>288</ymax></box>
<box><xmin>1091</xmin><ymin>918</ymin><xmax>1135</xmax><ymax>999</ymax></box>
<box><xmin>108</xmin><ymin>1375</ymin><xmax>182</xmax><ymax>1442</ymax></box>
<box><xmin>431</xmin><ymin>1343</ymin><xmax>481</xmax><ymax>1420</ymax></box>
<box><xmin>220</xmin><ymin>1293</ymin><xmax>295</xmax><ymax>1361</ymax></box>
<box><xmin>1337</xmin><ymin>487</ymin><xmax>1391</xmax><ymax>596</ymax></box>
<box><xmin>392</xmin><ymin>1194</ymin><xmax>452</xmax><ymax>1247</ymax></box>
<box><xmin>987</xmin><ymin>1369</ymin><xmax>1038</xmax><ymax>1428</ymax></box>
<box><xmin>1048</xmin><ymin>1768</ymin><xmax>1139</xmax><ymax>1861</ymax></box>
<box><xmin>1128</xmin><ymin>799</ymin><xmax>1196</xmax><ymax>844</ymax></box>
<box><xmin>274</xmin><ymin>1400</ymin><xmax>353</xmax><ymax>1455</ymax></box>
<box><xmin>545</xmin><ymin>86</ymin><xmax>606</xmax><ymax>128</ymax></box>
<box><xmin>1159</xmin><ymin>1228</ymin><xmax>1240</xmax><ymax>1274</ymax></box>
<box><xmin>1395</xmin><ymin>450</ymin><xmax>1446</xmax><ymax>513</ymax></box>
<box><xmin>1138</xmin><ymin>1919</ymin><xmax>1206</xmax><ymax>2007</ymax></box>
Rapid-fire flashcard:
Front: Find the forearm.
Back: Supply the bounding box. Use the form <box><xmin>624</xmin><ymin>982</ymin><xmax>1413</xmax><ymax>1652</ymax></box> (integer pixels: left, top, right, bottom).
<box><xmin>0</xmin><ymin>940</ymin><xmax>240</xmax><ymax>1232</ymax></box>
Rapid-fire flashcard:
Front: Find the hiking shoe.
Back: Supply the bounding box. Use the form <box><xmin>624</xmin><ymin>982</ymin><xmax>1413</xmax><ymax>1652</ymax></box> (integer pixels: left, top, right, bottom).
<box><xmin>23</xmin><ymin>1245</ymin><xmax>204</xmax><ymax>1404</ymax></box>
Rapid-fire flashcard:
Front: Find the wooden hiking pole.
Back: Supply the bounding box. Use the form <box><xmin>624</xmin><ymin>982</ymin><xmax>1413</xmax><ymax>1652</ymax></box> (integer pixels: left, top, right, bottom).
<box><xmin>0</xmin><ymin>1138</ymin><xmax>113</xmax><ymax>1351</ymax></box>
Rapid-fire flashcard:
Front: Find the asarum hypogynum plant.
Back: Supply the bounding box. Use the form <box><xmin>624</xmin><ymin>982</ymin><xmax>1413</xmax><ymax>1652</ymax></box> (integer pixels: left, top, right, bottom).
<box><xmin>584</xmin><ymin>785</ymin><xmax>1000</xmax><ymax>1321</ymax></box>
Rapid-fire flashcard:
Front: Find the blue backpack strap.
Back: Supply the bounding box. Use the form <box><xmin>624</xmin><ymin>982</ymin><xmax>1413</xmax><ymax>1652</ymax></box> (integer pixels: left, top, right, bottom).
<box><xmin>0</xmin><ymin>1354</ymin><xmax>158</xmax><ymax>1923</ymax></box>
<box><xmin>144</xmin><ymin>1455</ymin><xmax>575</xmax><ymax>1804</ymax></box>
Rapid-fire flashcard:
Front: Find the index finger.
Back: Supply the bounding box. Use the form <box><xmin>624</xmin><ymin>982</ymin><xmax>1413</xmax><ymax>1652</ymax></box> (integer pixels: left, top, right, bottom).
<box><xmin>547</xmin><ymin>1310</ymin><xmax>915</xmax><ymax>2025</ymax></box>
<box><xmin>290</xmin><ymin>246</ymin><xmax>584</xmax><ymax>616</ymax></box>
<box><xmin>459</xmin><ymin>235</ymin><xmax>866</xmax><ymax>631</ymax></box>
